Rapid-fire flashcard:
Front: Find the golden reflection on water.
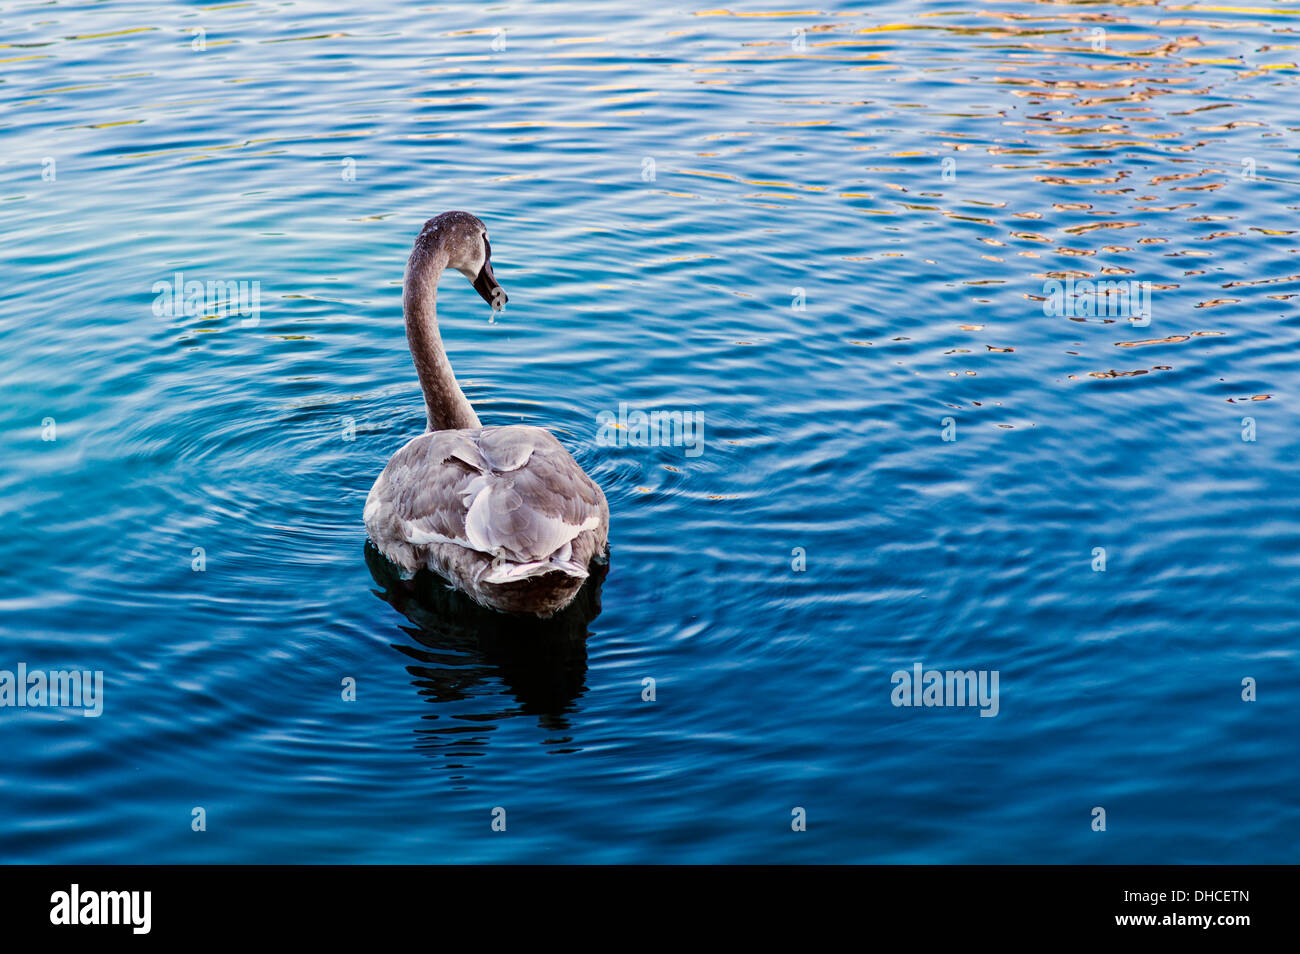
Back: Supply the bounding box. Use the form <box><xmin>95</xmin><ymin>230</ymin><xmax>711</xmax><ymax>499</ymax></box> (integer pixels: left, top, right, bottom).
<box><xmin>669</xmin><ymin>2</ymin><xmax>1298</xmax><ymax>404</ymax></box>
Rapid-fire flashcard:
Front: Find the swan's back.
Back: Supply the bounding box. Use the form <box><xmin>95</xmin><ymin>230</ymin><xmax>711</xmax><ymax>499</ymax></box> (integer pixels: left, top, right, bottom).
<box><xmin>365</xmin><ymin>424</ymin><xmax>609</xmax><ymax>617</ymax></box>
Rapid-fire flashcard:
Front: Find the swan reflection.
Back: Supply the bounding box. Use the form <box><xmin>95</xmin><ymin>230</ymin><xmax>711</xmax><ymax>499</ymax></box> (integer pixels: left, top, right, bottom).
<box><xmin>364</xmin><ymin>541</ymin><xmax>608</xmax><ymax>759</ymax></box>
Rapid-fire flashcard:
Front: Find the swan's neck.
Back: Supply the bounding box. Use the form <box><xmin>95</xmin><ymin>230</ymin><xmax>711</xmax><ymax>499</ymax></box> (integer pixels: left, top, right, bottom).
<box><xmin>403</xmin><ymin>240</ymin><xmax>482</xmax><ymax>432</ymax></box>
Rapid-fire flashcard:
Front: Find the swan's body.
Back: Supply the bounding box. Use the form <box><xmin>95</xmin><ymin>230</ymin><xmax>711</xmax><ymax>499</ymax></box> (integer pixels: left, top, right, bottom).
<box><xmin>364</xmin><ymin>211</ymin><xmax>609</xmax><ymax>618</ymax></box>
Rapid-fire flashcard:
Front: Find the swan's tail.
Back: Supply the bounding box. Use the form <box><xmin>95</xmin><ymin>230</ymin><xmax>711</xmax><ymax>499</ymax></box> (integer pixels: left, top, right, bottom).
<box><xmin>481</xmin><ymin>557</ymin><xmax>589</xmax><ymax>585</ymax></box>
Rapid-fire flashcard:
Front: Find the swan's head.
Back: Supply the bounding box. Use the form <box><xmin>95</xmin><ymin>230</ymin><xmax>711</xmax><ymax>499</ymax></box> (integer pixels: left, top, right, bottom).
<box><xmin>419</xmin><ymin>210</ymin><xmax>507</xmax><ymax>310</ymax></box>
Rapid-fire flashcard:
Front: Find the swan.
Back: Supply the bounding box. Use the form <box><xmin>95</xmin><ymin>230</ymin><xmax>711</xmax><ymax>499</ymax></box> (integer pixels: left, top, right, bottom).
<box><xmin>364</xmin><ymin>211</ymin><xmax>610</xmax><ymax>618</ymax></box>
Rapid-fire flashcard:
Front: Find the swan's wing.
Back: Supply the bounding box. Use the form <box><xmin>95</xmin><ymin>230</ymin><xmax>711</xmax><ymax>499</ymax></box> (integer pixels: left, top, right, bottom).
<box><xmin>367</xmin><ymin>426</ymin><xmax>606</xmax><ymax>580</ymax></box>
<box><xmin>464</xmin><ymin>426</ymin><xmax>605</xmax><ymax>562</ymax></box>
<box><xmin>366</xmin><ymin>429</ymin><xmax>482</xmax><ymax>548</ymax></box>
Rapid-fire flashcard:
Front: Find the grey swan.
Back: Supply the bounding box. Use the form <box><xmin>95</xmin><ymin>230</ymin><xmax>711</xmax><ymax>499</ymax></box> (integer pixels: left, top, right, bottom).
<box><xmin>364</xmin><ymin>211</ymin><xmax>610</xmax><ymax>618</ymax></box>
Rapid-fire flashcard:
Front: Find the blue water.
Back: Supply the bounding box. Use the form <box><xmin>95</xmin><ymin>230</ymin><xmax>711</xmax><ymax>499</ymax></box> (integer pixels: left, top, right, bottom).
<box><xmin>2</xmin><ymin>0</ymin><xmax>1298</xmax><ymax>863</ymax></box>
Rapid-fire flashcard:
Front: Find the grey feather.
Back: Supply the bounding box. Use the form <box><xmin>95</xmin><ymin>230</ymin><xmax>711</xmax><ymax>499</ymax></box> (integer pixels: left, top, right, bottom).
<box><xmin>365</xmin><ymin>425</ymin><xmax>609</xmax><ymax>617</ymax></box>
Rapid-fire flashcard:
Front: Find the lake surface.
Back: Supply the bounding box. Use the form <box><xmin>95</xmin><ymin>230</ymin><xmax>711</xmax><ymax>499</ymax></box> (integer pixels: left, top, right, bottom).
<box><xmin>2</xmin><ymin>0</ymin><xmax>1298</xmax><ymax>863</ymax></box>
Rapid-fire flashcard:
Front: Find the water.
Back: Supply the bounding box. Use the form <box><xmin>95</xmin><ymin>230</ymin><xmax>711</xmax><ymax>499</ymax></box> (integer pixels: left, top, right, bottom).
<box><xmin>2</xmin><ymin>0</ymin><xmax>1298</xmax><ymax>863</ymax></box>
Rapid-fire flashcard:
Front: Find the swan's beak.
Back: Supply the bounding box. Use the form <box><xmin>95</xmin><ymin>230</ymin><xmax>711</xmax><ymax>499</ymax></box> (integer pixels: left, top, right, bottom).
<box><xmin>473</xmin><ymin>261</ymin><xmax>507</xmax><ymax>310</ymax></box>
